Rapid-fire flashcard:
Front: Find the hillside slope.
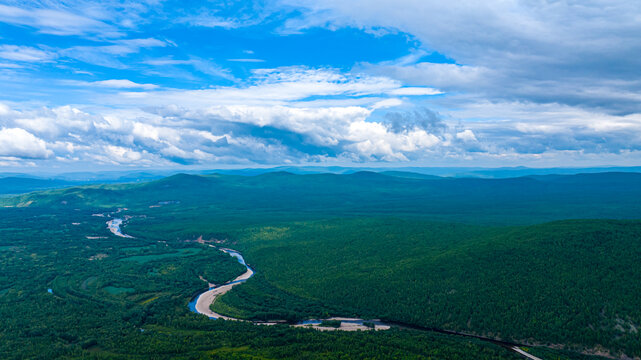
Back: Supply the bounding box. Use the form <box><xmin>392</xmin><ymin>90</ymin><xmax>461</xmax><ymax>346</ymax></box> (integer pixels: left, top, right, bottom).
<box><xmin>216</xmin><ymin>218</ymin><xmax>641</xmax><ymax>358</ymax></box>
<box><xmin>4</xmin><ymin>171</ymin><xmax>641</xmax><ymax>225</ymax></box>
<box><xmin>0</xmin><ymin>177</ymin><xmax>78</xmax><ymax>195</ymax></box>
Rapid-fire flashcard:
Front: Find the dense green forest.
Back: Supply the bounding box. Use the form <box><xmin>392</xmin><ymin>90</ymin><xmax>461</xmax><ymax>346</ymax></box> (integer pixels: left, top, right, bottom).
<box><xmin>2</xmin><ymin>171</ymin><xmax>639</xmax><ymax>359</ymax></box>
<box><xmin>4</xmin><ymin>171</ymin><xmax>641</xmax><ymax>225</ymax></box>
<box><xmin>0</xmin><ymin>207</ymin><xmax>539</xmax><ymax>360</ymax></box>
<box><xmin>0</xmin><ymin>177</ymin><xmax>81</xmax><ymax>194</ymax></box>
<box><xmin>208</xmin><ymin>218</ymin><xmax>641</xmax><ymax>357</ymax></box>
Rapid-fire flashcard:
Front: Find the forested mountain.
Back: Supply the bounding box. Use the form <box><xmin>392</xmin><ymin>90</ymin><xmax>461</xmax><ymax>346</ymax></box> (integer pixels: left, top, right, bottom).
<box><xmin>0</xmin><ymin>177</ymin><xmax>78</xmax><ymax>195</ymax></box>
<box><xmin>208</xmin><ymin>218</ymin><xmax>641</xmax><ymax>357</ymax></box>
<box><xmin>4</xmin><ymin>171</ymin><xmax>641</xmax><ymax>224</ymax></box>
<box><xmin>1</xmin><ymin>171</ymin><xmax>639</xmax><ymax>359</ymax></box>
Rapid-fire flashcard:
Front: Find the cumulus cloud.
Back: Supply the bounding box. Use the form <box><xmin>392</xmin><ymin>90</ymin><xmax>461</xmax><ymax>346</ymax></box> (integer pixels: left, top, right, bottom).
<box><xmin>384</xmin><ymin>108</ymin><xmax>446</xmax><ymax>134</ymax></box>
<box><xmin>3</xmin><ymin>60</ymin><xmax>638</xmax><ymax>168</ymax></box>
<box><xmin>0</xmin><ymin>66</ymin><xmax>454</xmax><ymax>166</ymax></box>
<box><xmin>0</xmin><ymin>103</ymin><xmax>10</xmax><ymax>115</ymax></box>
<box><xmin>456</xmin><ymin>129</ymin><xmax>477</xmax><ymax>142</ymax></box>
<box><xmin>449</xmin><ymin>101</ymin><xmax>641</xmax><ymax>155</ymax></box>
<box><xmin>0</xmin><ymin>128</ymin><xmax>52</xmax><ymax>159</ymax></box>
<box><xmin>1</xmin><ymin>0</ymin><xmax>640</xmax><ymax>168</ymax></box>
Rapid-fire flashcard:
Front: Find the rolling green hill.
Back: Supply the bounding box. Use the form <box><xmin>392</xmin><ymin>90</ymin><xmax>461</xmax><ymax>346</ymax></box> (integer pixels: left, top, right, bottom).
<box><xmin>0</xmin><ymin>206</ymin><xmax>533</xmax><ymax>360</ymax></box>
<box><xmin>4</xmin><ymin>171</ymin><xmax>641</xmax><ymax>225</ymax></box>
<box><xmin>0</xmin><ymin>177</ymin><xmax>79</xmax><ymax>195</ymax></box>
<box><xmin>211</xmin><ymin>218</ymin><xmax>641</xmax><ymax>357</ymax></box>
<box><xmin>1</xmin><ymin>171</ymin><xmax>640</xmax><ymax>359</ymax></box>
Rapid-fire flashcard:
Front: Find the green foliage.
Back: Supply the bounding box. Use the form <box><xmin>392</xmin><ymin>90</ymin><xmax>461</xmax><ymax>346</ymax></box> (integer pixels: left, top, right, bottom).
<box><xmin>0</xmin><ymin>177</ymin><xmax>78</xmax><ymax>194</ymax></box>
<box><xmin>0</xmin><ymin>207</ymin><xmax>530</xmax><ymax>360</ymax></box>
<box><xmin>103</xmin><ymin>286</ymin><xmax>135</xmax><ymax>295</ymax></box>
<box><xmin>119</xmin><ymin>247</ymin><xmax>202</xmax><ymax>264</ymax></box>
<box><xmin>211</xmin><ymin>272</ymin><xmax>340</xmax><ymax>322</ymax></box>
<box><xmin>4</xmin><ymin>171</ymin><xmax>641</xmax><ymax>225</ymax></box>
<box><xmin>3</xmin><ymin>172</ymin><xmax>638</xmax><ymax>359</ymax></box>
<box><xmin>216</xmin><ymin>218</ymin><xmax>641</xmax><ymax>357</ymax></box>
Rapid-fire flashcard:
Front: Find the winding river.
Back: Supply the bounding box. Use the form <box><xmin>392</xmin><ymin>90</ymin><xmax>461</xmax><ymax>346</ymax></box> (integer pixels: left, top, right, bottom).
<box><xmin>188</xmin><ymin>246</ymin><xmax>391</xmax><ymax>331</ymax></box>
<box><xmin>107</xmin><ymin>218</ymin><xmax>134</xmax><ymax>238</ymax></box>
<box><xmin>188</xmin><ymin>248</ymin><xmax>255</xmax><ymax>320</ymax></box>
<box><xmin>105</xmin><ymin>218</ymin><xmax>543</xmax><ymax>358</ymax></box>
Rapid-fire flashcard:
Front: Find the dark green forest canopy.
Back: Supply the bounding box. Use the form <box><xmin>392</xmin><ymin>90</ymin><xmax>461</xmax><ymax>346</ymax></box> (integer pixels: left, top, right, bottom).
<box><xmin>0</xmin><ymin>207</ymin><xmax>534</xmax><ymax>360</ymax></box>
<box><xmin>4</xmin><ymin>171</ymin><xmax>641</xmax><ymax>224</ymax></box>
<box><xmin>1</xmin><ymin>171</ymin><xmax>638</xmax><ymax>359</ymax></box>
<box><xmin>211</xmin><ymin>218</ymin><xmax>641</xmax><ymax>357</ymax></box>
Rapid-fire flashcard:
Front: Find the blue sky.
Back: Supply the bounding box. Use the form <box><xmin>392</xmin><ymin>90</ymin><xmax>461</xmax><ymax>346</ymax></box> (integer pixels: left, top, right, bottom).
<box><xmin>1</xmin><ymin>0</ymin><xmax>640</xmax><ymax>171</ymax></box>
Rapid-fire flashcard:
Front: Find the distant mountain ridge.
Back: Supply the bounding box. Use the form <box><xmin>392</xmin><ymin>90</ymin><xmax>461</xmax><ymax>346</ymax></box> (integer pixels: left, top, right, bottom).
<box><xmin>4</xmin><ymin>170</ymin><xmax>641</xmax><ymax>225</ymax></box>
<box><xmin>0</xmin><ymin>177</ymin><xmax>79</xmax><ymax>195</ymax></box>
<box><xmin>4</xmin><ymin>165</ymin><xmax>641</xmax><ymax>183</ymax></box>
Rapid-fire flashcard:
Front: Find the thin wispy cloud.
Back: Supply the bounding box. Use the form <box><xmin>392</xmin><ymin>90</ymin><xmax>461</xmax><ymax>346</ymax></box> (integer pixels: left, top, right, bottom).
<box><xmin>0</xmin><ymin>45</ymin><xmax>56</xmax><ymax>62</ymax></box>
<box><xmin>63</xmin><ymin>79</ymin><xmax>159</xmax><ymax>90</ymax></box>
<box><xmin>227</xmin><ymin>58</ymin><xmax>266</xmax><ymax>63</ymax></box>
<box><xmin>0</xmin><ymin>3</ymin><xmax>120</xmax><ymax>37</ymax></box>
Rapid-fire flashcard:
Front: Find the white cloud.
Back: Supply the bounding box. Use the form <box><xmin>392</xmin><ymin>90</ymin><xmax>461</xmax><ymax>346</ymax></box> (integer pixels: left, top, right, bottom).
<box><xmin>177</xmin><ymin>4</ymin><xmax>272</xmax><ymax>30</ymax></box>
<box><xmin>389</xmin><ymin>87</ymin><xmax>442</xmax><ymax>96</ymax></box>
<box><xmin>0</xmin><ymin>103</ymin><xmax>10</xmax><ymax>115</ymax></box>
<box><xmin>59</xmin><ymin>38</ymin><xmax>168</xmax><ymax>68</ymax></box>
<box><xmin>2</xmin><ymin>95</ymin><xmax>640</xmax><ymax>167</ymax></box>
<box><xmin>12</xmin><ymin>106</ymin><xmax>95</xmax><ymax>138</ymax></box>
<box><xmin>371</xmin><ymin>98</ymin><xmax>403</xmax><ymax>110</ymax></box>
<box><xmin>456</xmin><ymin>129</ymin><xmax>477</xmax><ymax>142</ymax></box>
<box><xmin>103</xmin><ymin>145</ymin><xmax>143</xmax><ymax>163</ymax></box>
<box><xmin>2</xmin><ymin>55</ymin><xmax>640</xmax><ymax>167</ymax></box>
<box><xmin>227</xmin><ymin>58</ymin><xmax>266</xmax><ymax>63</ymax></box>
<box><xmin>0</xmin><ymin>128</ymin><xmax>52</xmax><ymax>159</ymax></box>
<box><xmin>0</xmin><ymin>3</ymin><xmax>120</xmax><ymax>37</ymax></box>
<box><xmin>144</xmin><ymin>57</ymin><xmax>235</xmax><ymax>81</ymax></box>
<box><xmin>178</xmin><ymin>15</ymin><xmax>244</xmax><ymax>29</ymax></box>
<box><xmin>0</xmin><ymin>45</ymin><xmax>55</xmax><ymax>62</ymax></box>
<box><xmin>110</xmin><ymin>67</ymin><xmax>434</xmax><ymax>108</ymax></box>
<box><xmin>144</xmin><ymin>58</ymin><xmax>191</xmax><ymax>66</ymax></box>
<box><xmin>361</xmin><ymin>61</ymin><xmax>488</xmax><ymax>91</ymax></box>
<box><xmin>0</xmin><ymin>62</ymin><xmax>23</xmax><ymax>68</ymax></box>
<box><xmin>345</xmin><ymin>120</ymin><xmax>441</xmax><ymax>161</ymax></box>
<box><xmin>283</xmin><ymin>1</ymin><xmax>641</xmax><ymax>114</ymax></box>
<box><xmin>92</xmin><ymin>79</ymin><xmax>159</xmax><ymax>90</ymax></box>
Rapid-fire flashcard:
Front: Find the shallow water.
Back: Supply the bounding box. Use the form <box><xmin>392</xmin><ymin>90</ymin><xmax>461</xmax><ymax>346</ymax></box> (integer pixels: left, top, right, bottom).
<box><xmin>187</xmin><ymin>249</ymin><xmax>391</xmax><ymax>331</ymax></box>
<box><xmin>188</xmin><ymin>249</ymin><xmax>253</xmax><ymax>318</ymax></box>
<box><xmin>107</xmin><ymin>218</ymin><xmax>134</xmax><ymax>238</ymax></box>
